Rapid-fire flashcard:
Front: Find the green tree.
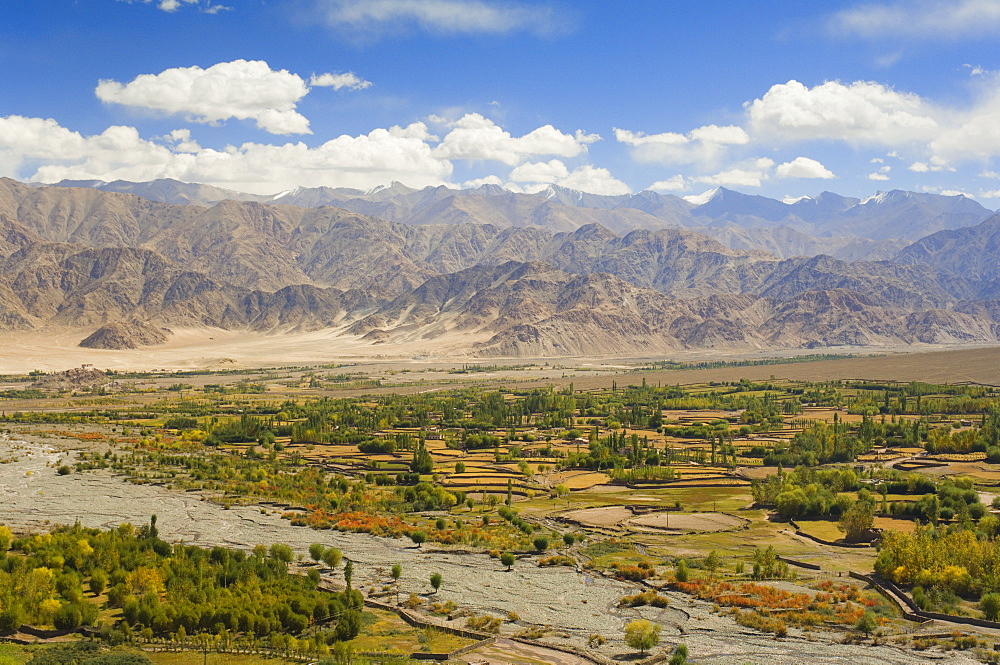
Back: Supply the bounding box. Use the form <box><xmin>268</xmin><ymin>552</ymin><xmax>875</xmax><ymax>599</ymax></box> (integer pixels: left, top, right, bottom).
<box><xmin>669</xmin><ymin>643</ymin><xmax>688</xmax><ymax>665</ymax></box>
<box><xmin>322</xmin><ymin>547</ymin><xmax>343</xmax><ymax>570</ymax></box>
<box><xmin>533</xmin><ymin>536</ymin><xmax>549</xmax><ymax>553</ymax></box>
<box><xmin>391</xmin><ymin>564</ymin><xmax>402</xmax><ymax>603</ymax></box>
<box><xmin>501</xmin><ymin>552</ymin><xmax>516</xmax><ymax>570</ymax></box>
<box><xmin>624</xmin><ymin>619</ymin><xmax>660</xmax><ymax>655</ymax></box>
<box><xmin>455</xmin><ymin>461</ymin><xmax>466</xmax><ymax>474</ymax></box>
<box><xmin>675</xmin><ymin>559</ymin><xmax>689</xmax><ymax>583</ymax></box>
<box><xmin>309</xmin><ymin>543</ymin><xmax>325</xmax><ymax>563</ymax></box>
<box><xmin>333</xmin><ymin>609</ymin><xmax>362</xmax><ymax>641</ymax></box>
<box><xmin>269</xmin><ymin>543</ymin><xmax>293</xmax><ymax>566</ymax></box>
<box><xmin>704</xmin><ymin>550</ymin><xmax>720</xmax><ymax>576</ymax></box>
<box><xmin>838</xmin><ymin>499</ymin><xmax>875</xmax><ymax>542</ymax></box>
<box><xmin>563</xmin><ymin>533</ymin><xmax>575</xmax><ymax>547</ymax></box>
<box><xmin>982</xmin><ymin>592</ymin><xmax>1000</xmax><ymax>621</ymax></box>
<box><xmin>344</xmin><ymin>560</ymin><xmax>353</xmax><ymax>589</ymax></box>
<box><xmin>856</xmin><ymin>611</ymin><xmax>877</xmax><ymax>636</ymax></box>
<box><xmin>410</xmin><ymin>531</ymin><xmax>427</xmax><ymax>548</ymax></box>
<box><xmin>430</xmin><ymin>572</ymin><xmax>442</xmax><ymax>594</ymax></box>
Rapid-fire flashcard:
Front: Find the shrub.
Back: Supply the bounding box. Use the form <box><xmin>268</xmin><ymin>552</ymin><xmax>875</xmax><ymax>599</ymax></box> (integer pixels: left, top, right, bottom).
<box><xmin>466</xmin><ymin>614</ymin><xmax>502</xmax><ymax>633</ymax></box>
<box><xmin>734</xmin><ymin>610</ymin><xmax>787</xmax><ymax>637</ymax></box>
<box><xmin>619</xmin><ymin>590</ymin><xmax>670</xmax><ymax>608</ymax></box>
<box><xmin>982</xmin><ymin>592</ymin><xmax>1000</xmax><ymax>621</ymax></box>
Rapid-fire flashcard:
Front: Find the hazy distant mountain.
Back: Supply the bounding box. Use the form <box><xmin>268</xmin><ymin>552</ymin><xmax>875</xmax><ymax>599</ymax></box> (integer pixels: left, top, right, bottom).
<box><xmin>694</xmin><ymin>225</ymin><xmax>910</xmax><ymax>261</ymax></box>
<box><xmin>41</xmin><ymin>179</ymin><xmax>995</xmax><ymax>263</ymax></box>
<box><xmin>895</xmin><ymin>214</ymin><xmax>1000</xmax><ymax>282</ymax></box>
<box><xmin>51</xmin><ymin>178</ymin><xmax>267</xmax><ymax>206</ymax></box>
<box><xmin>6</xmin><ymin>177</ymin><xmax>1000</xmax><ymax>354</ymax></box>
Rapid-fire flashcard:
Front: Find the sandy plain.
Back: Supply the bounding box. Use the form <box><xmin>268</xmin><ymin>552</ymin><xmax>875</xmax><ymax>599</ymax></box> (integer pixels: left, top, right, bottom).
<box><xmin>2</xmin><ymin>328</ymin><xmax>1000</xmax><ymax>387</ymax></box>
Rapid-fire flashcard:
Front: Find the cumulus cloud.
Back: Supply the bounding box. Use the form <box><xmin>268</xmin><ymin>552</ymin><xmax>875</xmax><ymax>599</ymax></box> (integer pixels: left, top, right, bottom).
<box><xmin>462</xmin><ymin>175</ymin><xmax>504</xmax><ymax>188</ymax></box>
<box><xmin>434</xmin><ymin>114</ymin><xmax>599</xmax><ymax>165</ymax></box>
<box><xmin>0</xmin><ymin>115</ymin><xmax>452</xmax><ymax>194</ymax></box>
<box><xmin>505</xmin><ymin>160</ymin><xmax>629</xmax><ymax>195</ymax></box>
<box><xmin>315</xmin><ymin>0</ymin><xmax>562</xmax><ymax>35</ymax></box>
<box><xmin>553</xmin><ymin>165</ymin><xmax>630</xmax><ymax>195</ymax></box>
<box><xmin>929</xmin><ymin>84</ymin><xmax>1000</xmax><ymax>162</ymax></box>
<box><xmin>746</xmin><ymin>79</ymin><xmax>938</xmax><ymax>145</ymax></box>
<box><xmin>309</xmin><ymin>72</ymin><xmax>372</xmax><ymax>90</ymax></box>
<box><xmin>693</xmin><ymin>158</ymin><xmax>775</xmax><ymax>188</ymax></box>
<box><xmin>830</xmin><ymin>0</ymin><xmax>1000</xmax><ymax>41</ymax></box>
<box><xmin>908</xmin><ymin>159</ymin><xmax>951</xmax><ymax>172</ymax></box>
<box><xmin>96</xmin><ymin>60</ymin><xmax>320</xmax><ymax>135</ymax></box>
<box><xmin>508</xmin><ymin>159</ymin><xmax>569</xmax><ymax>183</ymax></box>
<box><xmin>868</xmin><ymin>171</ymin><xmax>890</xmax><ymax>181</ymax></box>
<box><xmin>648</xmin><ymin>175</ymin><xmax>688</xmax><ymax>192</ymax></box>
<box><xmin>776</xmin><ymin>156</ymin><xmax>836</xmax><ymax>179</ymax></box>
<box><xmin>614</xmin><ymin>124</ymin><xmax>748</xmax><ymax>166</ymax></box>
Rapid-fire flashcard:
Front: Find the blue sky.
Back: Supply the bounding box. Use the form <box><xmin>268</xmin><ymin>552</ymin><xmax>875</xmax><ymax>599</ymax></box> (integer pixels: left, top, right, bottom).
<box><xmin>2</xmin><ymin>0</ymin><xmax>1000</xmax><ymax>203</ymax></box>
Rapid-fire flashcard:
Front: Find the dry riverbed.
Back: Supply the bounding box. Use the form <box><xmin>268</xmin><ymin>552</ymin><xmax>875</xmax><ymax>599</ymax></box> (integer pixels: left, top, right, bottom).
<box><xmin>0</xmin><ymin>434</ymin><xmax>981</xmax><ymax>664</ymax></box>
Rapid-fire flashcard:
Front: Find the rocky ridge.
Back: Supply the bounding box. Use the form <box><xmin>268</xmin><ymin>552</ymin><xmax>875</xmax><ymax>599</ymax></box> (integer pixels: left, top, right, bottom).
<box><xmin>3</xmin><ymin>178</ymin><xmax>1000</xmax><ymax>355</ymax></box>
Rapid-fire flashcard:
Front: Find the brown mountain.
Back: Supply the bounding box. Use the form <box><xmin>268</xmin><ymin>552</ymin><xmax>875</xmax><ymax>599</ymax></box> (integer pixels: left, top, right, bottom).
<box><xmin>2</xmin><ymin>178</ymin><xmax>998</xmax><ymax>356</ymax></box>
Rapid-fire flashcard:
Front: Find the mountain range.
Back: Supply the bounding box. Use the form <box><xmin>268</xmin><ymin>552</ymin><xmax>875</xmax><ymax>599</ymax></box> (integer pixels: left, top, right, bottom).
<box><xmin>3</xmin><ymin>176</ymin><xmax>1000</xmax><ymax>357</ymax></box>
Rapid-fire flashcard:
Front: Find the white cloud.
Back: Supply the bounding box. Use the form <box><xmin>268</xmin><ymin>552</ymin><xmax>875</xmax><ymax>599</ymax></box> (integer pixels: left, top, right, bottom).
<box><xmin>434</xmin><ymin>114</ymin><xmax>599</xmax><ymax>165</ymax></box>
<box><xmin>614</xmin><ymin>124</ymin><xmax>748</xmax><ymax>166</ymax></box>
<box><xmin>831</xmin><ymin>0</ymin><xmax>1000</xmax><ymax>41</ymax></box>
<box><xmin>96</xmin><ymin>60</ymin><xmax>313</xmax><ymax>135</ymax></box>
<box><xmin>746</xmin><ymin>79</ymin><xmax>938</xmax><ymax>145</ymax></box>
<box><xmin>505</xmin><ymin>160</ymin><xmax>629</xmax><ymax>195</ymax></box>
<box><xmin>868</xmin><ymin>171</ymin><xmax>891</xmax><ymax>181</ymax></box>
<box><xmin>979</xmin><ymin>189</ymin><xmax>1000</xmax><ymax>198</ymax></box>
<box><xmin>929</xmin><ymin>86</ymin><xmax>1000</xmax><ymax>162</ymax></box>
<box><xmin>309</xmin><ymin>72</ymin><xmax>372</xmax><ymax>90</ymax></box>
<box><xmin>983</xmin><ymin>170</ymin><xmax>1000</xmax><ymax>179</ymax></box>
<box><xmin>0</xmin><ymin>115</ymin><xmax>453</xmax><ymax>194</ymax></box>
<box><xmin>941</xmin><ymin>189</ymin><xmax>972</xmax><ymax>197</ymax></box>
<box><xmin>0</xmin><ymin>113</ymin><xmax>617</xmax><ymax>196</ymax></box>
<box><xmin>556</xmin><ymin>165</ymin><xmax>630</xmax><ymax>195</ymax></box>
<box><xmin>693</xmin><ymin>158</ymin><xmax>774</xmax><ymax>188</ymax></box>
<box><xmin>648</xmin><ymin>175</ymin><xmax>688</xmax><ymax>192</ymax></box>
<box><xmin>462</xmin><ymin>175</ymin><xmax>504</xmax><ymax>188</ymax></box>
<box><xmin>508</xmin><ymin>159</ymin><xmax>569</xmax><ymax>183</ymax></box>
<box><xmin>161</xmin><ymin>128</ymin><xmax>201</xmax><ymax>153</ymax></box>
<box><xmin>118</xmin><ymin>0</ymin><xmax>228</xmax><ymax>13</ymax></box>
<box><xmin>315</xmin><ymin>0</ymin><xmax>561</xmax><ymax>35</ymax></box>
<box><xmin>775</xmin><ymin>156</ymin><xmax>836</xmax><ymax>179</ymax></box>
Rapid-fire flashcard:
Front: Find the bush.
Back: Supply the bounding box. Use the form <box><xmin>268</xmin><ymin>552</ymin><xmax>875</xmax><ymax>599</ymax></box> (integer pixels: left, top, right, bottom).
<box><xmin>466</xmin><ymin>614</ymin><xmax>502</xmax><ymax>634</ymax></box>
<box><xmin>532</xmin><ymin>536</ymin><xmax>549</xmax><ymax>553</ymax></box>
<box><xmin>982</xmin><ymin>592</ymin><xmax>1000</xmax><ymax>621</ymax></box>
<box><xmin>619</xmin><ymin>590</ymin><xmax>669</xmax><ymax>608</ymax></box>
<box><xmin>734</xmin><ymin>610</ymin><xmax>787</xmax><ymax>637</ymax></box>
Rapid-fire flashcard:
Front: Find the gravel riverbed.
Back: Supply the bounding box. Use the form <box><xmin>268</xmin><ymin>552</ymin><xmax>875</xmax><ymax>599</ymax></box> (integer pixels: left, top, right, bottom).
<box><xmin>0</xmin><ymin>435</ymin><xmax>979</xmax><ymax>663</ymax></box>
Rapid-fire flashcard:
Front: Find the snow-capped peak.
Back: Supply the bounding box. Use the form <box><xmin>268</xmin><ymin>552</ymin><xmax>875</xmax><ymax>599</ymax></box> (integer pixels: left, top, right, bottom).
<box><xmin>860</xmin><ymin>190</ymin><xmax>912</xmax><ymax>205</ymax></box>
<box><xmin>271</xmin><ymin>186</ymin><xmax>300</xmax><ymax>200</ymax></box>
<box><xmin>781</xmin><ymin>195</ymin><xmax>813</xmax><ymax>205</ymax></box>
<box><xmin>683</xmin><ymin>188</ymin><xmax>719</xmax><ymax>206</ymax></box>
